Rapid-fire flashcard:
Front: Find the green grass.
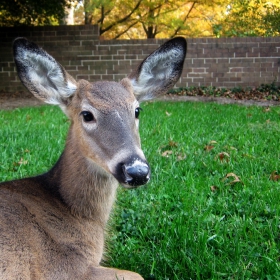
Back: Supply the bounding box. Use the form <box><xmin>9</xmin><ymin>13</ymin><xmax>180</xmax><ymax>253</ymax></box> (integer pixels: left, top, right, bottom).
<box><xmin>1</xmin><ymin>102</ymin><xmax>280</xmax><ymax>279</ymax></box>
<box><xmin>0</xmin><ymin>106</ymin><xmax>69</xmax><ymax>181</ymax></box>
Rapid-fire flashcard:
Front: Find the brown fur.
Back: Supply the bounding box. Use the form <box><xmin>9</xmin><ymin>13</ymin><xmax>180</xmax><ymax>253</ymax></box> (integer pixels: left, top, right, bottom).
<box><xmin>0</xmin><ymin>37</ymin><xmax>186</xmax><ymax>279</ymax></box>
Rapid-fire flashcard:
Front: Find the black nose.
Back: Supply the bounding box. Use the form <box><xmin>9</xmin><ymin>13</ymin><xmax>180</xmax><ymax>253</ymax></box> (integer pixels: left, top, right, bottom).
<box><xmin>122</xmin><ymin>161</ymin><xmax>150</xmax><ymax>187</ymax></box>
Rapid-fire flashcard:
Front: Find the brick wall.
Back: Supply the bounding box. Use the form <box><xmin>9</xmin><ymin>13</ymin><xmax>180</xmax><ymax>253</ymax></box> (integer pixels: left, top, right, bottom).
<box><xmin>0</xmin><ymin>25</ymin><xmax>279</xmax><ymax>94</ymax></box>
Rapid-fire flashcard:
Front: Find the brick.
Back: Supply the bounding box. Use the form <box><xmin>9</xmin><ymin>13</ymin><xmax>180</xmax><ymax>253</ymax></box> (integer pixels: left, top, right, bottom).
<box><xmin>78</xmin><ymin>55</ymin><xmax>99</xmax><ymax>60</ymax></box>
<box><xmin>88</xmin><ymin>75</ymin><xmax>102</xmax><ymax>82</ymax></box>
<box><xmin>229</xmin><ymin>67</ymin><xmax>243</xmax><ymax>73</ymax></box>
<box><xmin>125</xmin><ymin>55</ymin><xmax>137</xmax><ymax>60</ymax></box>
<box><xmin>76</xmin><ymin>75</ymin><xmax>89</xmax><ymax>80</ymax></box>
<box><xmin>0</xmin><ymin>62</ymin><xmax>9</xmax><ymax>68</ymax></box>
<box><xmin>100</xmin><ymin>74</ymin><xmax>114</xmax><ymax>80</ymax></box>
<box><xmin>230</xmin><ymin>77</ymin><xmax>242</xmax><ymax>82</ymax></box>
<box><xmin>188</xmin><ymin>73</ymin><xmax>205</xmax><ymax>78</ymax></box>
<box><xmin>64</xmin><ymin>66</ymin><xmax>77</xmax><ymax>71</ymax></box>
<box><xmin>192</xmin><ymin>68</ymin><xmax>207</xmax><ymax>73</ymax></box>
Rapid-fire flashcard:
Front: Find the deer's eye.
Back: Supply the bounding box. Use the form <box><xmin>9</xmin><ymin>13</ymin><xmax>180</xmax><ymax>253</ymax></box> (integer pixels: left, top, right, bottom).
<box><xmin>81</xmin><ymin>111</ymin><xmax>95</xmax><ymax>122</ymax></box>
<box><xmin>135</xmin><ymin>107</ymin><xmax>142</xmax><ymax>119</ymax></box>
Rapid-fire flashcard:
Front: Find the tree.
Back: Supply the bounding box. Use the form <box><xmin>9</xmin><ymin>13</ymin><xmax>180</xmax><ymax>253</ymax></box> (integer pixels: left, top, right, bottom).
<box><xmin>136</xmin><ymin>0</ymin><xmax>221</xmax><ymax>38</ymax></box>
<box><xmin>213</xmin><ymin>0</ymin><xmax>280</xmax><ymax>37</ymax></box>
<box><xmin>75</xmin><ymin>0</ymin><xmax>222</xmax><ymax>39</ymax></box>
<box><xmin>262</xmin><ymin>4</ymin><xmax>280</xmax><ymax>36</ymax></box>
<box><xmin>81</xmin><ymin>0</ymin><xmax>141</xmax><ymax>37</ymax></box>
<box><xmin>0</xmin><ymin>0</ymin><xmax>73</xmax><ymax>26</ymax></box>
<box><xmin>135</xmin><ymin>0</ymin><xmax>196</xmax><ymax>38</ymax></box>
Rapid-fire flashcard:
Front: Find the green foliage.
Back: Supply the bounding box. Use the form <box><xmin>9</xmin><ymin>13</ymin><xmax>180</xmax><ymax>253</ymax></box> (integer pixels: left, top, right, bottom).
<box><xmin>263</xmin><ymin>5</ymin><xmax>280</xmax><ymax>36</ymax></box>
<box><xmin>213</xmin><ymin>0</ymin><xmax>280</xmax><ymax>37</ymax></box>
<box><xmin>75</xmin><ymin>0</ymin><xmax>222</xmax><ymax>39</ymax></box>
<box><xmin>0</xmin><ymin>0</ymin><xmax>73</xmax><ymax>26</ymax></box>
<box><xmin>1</xmin><ymin>0</ymin><xmax>279</xmax><ymax>38</ymax></box>
<box><xmin>76</xmin><ymin>0</ymin><xmax>280</xmax><ymax>38</ymax></box>
<box><xmin>258</xmin><ymin>81</ymin><xmax>280</xmax><ymax>95</ymax></box>
<box><xmin>168</xmin><ymin>83</ymin><xmax>280</xmax><ymax>101</ymax></box>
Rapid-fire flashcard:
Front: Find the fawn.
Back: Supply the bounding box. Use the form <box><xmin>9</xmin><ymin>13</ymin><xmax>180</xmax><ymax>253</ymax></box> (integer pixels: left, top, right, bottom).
<box><xmin>0</xmin><ymin>37</ymin><xmax>186</xmax><ymax>279</ymax></box>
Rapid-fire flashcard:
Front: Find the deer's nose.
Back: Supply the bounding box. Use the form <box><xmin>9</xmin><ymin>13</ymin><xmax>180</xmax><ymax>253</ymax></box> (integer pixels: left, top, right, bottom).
<box><xmin>122</xmin><ymin>160</ymin><xmax>150</xmax><ymax>187</ymax></box>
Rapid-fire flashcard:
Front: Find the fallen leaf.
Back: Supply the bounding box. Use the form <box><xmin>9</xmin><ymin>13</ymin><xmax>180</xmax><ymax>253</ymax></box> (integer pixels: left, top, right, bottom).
<box><xmin>222</xmin><ymin>172</ymin><xmax>242</xmax><ymax>185</ymax></box>
<box><xmin>165</xmin><ymin>111</ymin><xmax>171</xmax><ymax>116</ymax></box>
<box><xmin>216</xmin><ymin>152</ymin><xmax>230</xmax><ymax>162</ymax></box>
<box><xmin>226</xmin><ymin>172</ymin><xmax>240</xmax><ymax>180</ymax></box>
<box><xmin>204</xmin><ymin>145</ymin><xmax>214</xmax><ymax>151</ymax></box>
<box><xmin>210</xmin><ymin>185</ymin><xmax>219</xmax><ymax>192</ymax></box>
<box><xmin>160</xmin><ymin>140</ymin><xmax>178</xmax><ymax>152</ymax></box>
<box><xmin>270</xmin><ymin>171</ymin><xmax>280</xmax><ymax>181</ymax></box>
<box><xmin>18</xmin><ymin>158</ymin><xmax>28</xmax><ymax>165</ymax></box>
<box><xmin>263</xmin><ymin>107</ymin><xmax>271</xmax><ymax>112</ymax></box>
<box><xmin>176</xmin><ymin>153</ymin><xmax>186</xmax><ymax>161</ymax></box>
<box><xmin>161</xmin><ymin>150</ymin><xmax>173</xmax><ymax>157</ymax></box>
<box><xmin>168</xmin><ymin>140</ymin><xmax>178</xmax><ymax>147</ymax></box>
<box><xmin>204</xmin><ymin>140</ymin><xmax>217</xmax><ymax>151</ymax></box>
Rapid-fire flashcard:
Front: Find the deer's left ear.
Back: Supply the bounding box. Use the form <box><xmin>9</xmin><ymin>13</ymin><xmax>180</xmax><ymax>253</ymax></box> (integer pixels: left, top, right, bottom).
<box><xmin>128</xmin><ymin>37</ymin><xmax>187</xmax><ymax>102</ymax></box>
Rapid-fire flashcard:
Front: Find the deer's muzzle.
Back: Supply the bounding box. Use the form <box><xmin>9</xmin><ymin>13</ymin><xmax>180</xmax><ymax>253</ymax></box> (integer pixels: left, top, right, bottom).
<box><xmin>115</xmin><ymin>157</ymin><xmax>150</xmax><ymax>188</ymax></box>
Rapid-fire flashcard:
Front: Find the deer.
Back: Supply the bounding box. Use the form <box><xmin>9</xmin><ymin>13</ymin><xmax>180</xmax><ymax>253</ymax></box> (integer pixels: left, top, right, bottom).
<box><xmin>0</xmin><ymin>37</ymin><xmax>186</xmax><ymax>280</ymax></box>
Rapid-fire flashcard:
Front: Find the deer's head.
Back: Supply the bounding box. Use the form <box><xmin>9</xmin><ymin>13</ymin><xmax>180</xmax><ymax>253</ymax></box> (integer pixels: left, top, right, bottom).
<box><xmin>13</xmin><ymin>37</ymin><xmax>186</xmax><ymax>188</ymax></box>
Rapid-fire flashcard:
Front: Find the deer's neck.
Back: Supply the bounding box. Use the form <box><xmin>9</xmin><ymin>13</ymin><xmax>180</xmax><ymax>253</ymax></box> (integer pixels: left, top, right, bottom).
<box><xmin>46</xmin><ymin>129</ymin><xmax>118</xmax><ymax>224</ymax></box>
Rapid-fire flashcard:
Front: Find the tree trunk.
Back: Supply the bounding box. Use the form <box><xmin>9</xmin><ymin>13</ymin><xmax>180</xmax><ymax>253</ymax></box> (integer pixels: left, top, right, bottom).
<box><xmin>84</xmin><ymin>0</ymin><xmax>92</xmax><ymax>24</ymax></box>
<box><xmin>147</xmin><ymin>26</ymin><xmax>156</xmax><ymax>38</ymax></box>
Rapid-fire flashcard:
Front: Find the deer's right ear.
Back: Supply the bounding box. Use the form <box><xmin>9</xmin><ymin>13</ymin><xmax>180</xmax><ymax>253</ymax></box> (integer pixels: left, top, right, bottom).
<box><xmin>13</xmin><ymin>38</ymin><xmax>77</xmax><ymax>108</ymax></box>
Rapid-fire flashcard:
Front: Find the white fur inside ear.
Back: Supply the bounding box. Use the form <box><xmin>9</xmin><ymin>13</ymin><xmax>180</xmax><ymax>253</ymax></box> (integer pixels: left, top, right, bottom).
<box><xmin>131</xmin><ymin>47</ymin><xmax>184</xmax><ymax>101</ymax></box>
<box><xmin>18</xmin><ymin>47</ymin><xmax>77</xmax><ymax>105</ymax></box>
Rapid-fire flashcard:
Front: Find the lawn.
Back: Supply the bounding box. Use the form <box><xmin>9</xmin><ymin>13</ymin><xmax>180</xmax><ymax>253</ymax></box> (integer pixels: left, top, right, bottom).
<box><xmin>0</xmin><ymin>102</ymin><xmax>280</xmax><ymax>279</ymax></box>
